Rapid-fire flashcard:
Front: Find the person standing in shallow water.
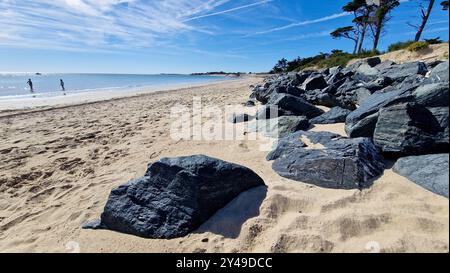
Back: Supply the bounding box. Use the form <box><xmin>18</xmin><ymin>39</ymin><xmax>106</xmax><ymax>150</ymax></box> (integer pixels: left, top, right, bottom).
<box><xmin>27</xmin><ymin>79</ymin><xmax>33</xmax><ymax>92</ymax></box>
<box><xmin>60</xmin><ymin>79</ymin><xmax>66</xmax><ymax>94</ymax></box>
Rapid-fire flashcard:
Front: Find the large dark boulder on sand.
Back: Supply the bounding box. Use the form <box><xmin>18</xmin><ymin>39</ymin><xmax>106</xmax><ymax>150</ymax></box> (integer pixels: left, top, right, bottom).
<box><xmin>373</xmin><ymin>102</ymin><xmax>447</xmax><ymax>155</ymax></box>
<box><xmin>311</xmin><ymin>106</ymin><xmax>352</xmax><ymax>124</ymax></box>
<box><xmin>393</xmin><ymin>154</ymin><xmax>449</xmax><ymax>198</ymax></box>
<box><xmin>83</xmin><ymin>155</ymin><xmax>265</xmax><ymax>238</ymax></box>
<box><xmin>267</xmin><ymin>131</ymin><xmax>385</xmax><ymax>189</ymax></box>
<box><xmin>268</xmin><ymin>93</ymin><xmax>324</xmax><ymax>119</ymax></box>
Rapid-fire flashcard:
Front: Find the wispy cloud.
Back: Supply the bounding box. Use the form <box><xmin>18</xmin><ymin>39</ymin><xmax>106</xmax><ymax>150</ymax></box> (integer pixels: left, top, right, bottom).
<box><xmin>184</xmin><ymin>0</ymin><xmax>272</xmax><ymax>22</ymax></box>
<box><xmin>246</xmin><ymin>12</ymin><xmax>351</xmax><ymax>36</ymax></box>
<box><xmin>0</xmin><ymin>0</ymin><xmax>268</xmax><ymax>54</ymax></box>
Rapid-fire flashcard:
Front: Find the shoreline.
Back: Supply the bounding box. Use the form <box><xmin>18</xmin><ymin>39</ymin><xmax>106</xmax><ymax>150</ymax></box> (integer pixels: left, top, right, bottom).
<box><xmin>0</xmin><ymin>76</ymin><xmax>246</xmax><ymax>113</ymax></box>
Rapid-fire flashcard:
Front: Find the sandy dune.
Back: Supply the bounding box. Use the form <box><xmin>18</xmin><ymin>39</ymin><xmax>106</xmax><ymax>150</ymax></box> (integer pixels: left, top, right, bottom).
<box><xmin>347</xmin><ymin>43</ymin><xmax>449</xmax><ymax>66</ymax></box>
<box><xmin>0</xmin><ymin>77</ymin><xmax>448</xmax><ymax>253</ymax></box>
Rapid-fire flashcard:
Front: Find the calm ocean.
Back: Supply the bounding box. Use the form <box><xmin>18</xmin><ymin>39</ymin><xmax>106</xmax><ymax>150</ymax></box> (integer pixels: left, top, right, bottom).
<box><xmin>0</xmin><ymin>73</ymin><xmax>229</xmax><ymax>99</ymax></box>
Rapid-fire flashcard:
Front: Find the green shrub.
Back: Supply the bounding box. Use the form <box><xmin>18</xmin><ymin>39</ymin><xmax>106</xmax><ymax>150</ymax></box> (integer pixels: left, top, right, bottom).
<box><xmin>272</xmin><ymin>48</ymin><xmax>383</xmax><ymax>73</ymax></box>
<box><xmin>407</xmin><ymin>41</ymin><xmax>430</xmax><ymax>52</ymax></box>
<box><xmin>424</xmin><ymin>37</ymin><xmax>443</xmax><ymax>45</ymax></box>
<box><xmin>388</xmin><ymin>40</ymin><xmax>415</xmax><ymax>52</ymax></box>
<box><xmin>313</xmin><ymin>50</ymin><xmax>380</xmax><ymax>69</ymax></box>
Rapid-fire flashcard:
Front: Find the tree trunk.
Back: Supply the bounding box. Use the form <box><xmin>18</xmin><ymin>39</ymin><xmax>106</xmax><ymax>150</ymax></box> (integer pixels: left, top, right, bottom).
<box><xmin>372</xmin><ymin>19</ymin><xmax>382</xmax><ymax>51</ymax></box>
<box><xmin>358</xmin><ymin>22</ymin><xmax>367</xmax><ymax>53</ymax></box>
<box><xmin>353</xmin><ymin>38</ymin><xmax>359</xmax><ymax>54</ymax></box>
<box><xmin>415</xmin><ymin>0</ymin><xmax>435</xmax><ymax>41</ymax></box>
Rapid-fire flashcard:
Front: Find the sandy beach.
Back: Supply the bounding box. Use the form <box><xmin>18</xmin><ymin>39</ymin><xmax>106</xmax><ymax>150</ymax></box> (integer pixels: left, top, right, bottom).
<box><xmin>0</xmin><ymin>76</ymin><xmax>448</xmax><ymax>253</ymax></box>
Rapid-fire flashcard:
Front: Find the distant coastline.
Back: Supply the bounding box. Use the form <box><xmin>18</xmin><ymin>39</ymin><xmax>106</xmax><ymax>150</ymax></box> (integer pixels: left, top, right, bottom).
<box><xmin>190</xmin><ymin>71</ymin><xmax>247</xmax><ymax>77</ymax></box>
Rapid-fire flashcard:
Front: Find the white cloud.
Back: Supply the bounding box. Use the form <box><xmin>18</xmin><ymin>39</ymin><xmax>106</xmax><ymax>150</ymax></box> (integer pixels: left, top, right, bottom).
<box><xmin>0</xmin><ymin>0</ymin><xmax>268</xmax><ymax>52</ymax></box>
<box><xmin>184</xmin><ymin>0</ymin><xmax>272</xmax><ymax>22</ymax></box>
<box><xmin>246</xmin><ymin>12</ymin><xmax>351</xmax><ymax>36</ymax></box>
<box><xmin>284</xmin><ymin>30</ymin><xmax>332</xmax><ymax>41</ymax></box>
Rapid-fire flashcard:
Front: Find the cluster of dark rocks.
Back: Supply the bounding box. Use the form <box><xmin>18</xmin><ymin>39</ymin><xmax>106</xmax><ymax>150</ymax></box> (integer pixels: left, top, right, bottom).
<box><xmin>84</xmin><ymin>58</ymin><xmax>448</xmax><ymax>240</ymax></box>
<box><xmin>248</xmin><ymin>58</ymin><xmax>448</xmax><ymax>196</ymax></box>
<box><xmin>84</xmin><ymin>155</ymin><xmax>265</xmax><ymax>238</ymax></box>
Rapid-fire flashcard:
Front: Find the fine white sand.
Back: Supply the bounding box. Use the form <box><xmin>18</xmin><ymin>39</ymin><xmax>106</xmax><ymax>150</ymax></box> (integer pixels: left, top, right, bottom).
<box><xmin>0</xmin><ymin>76</ymin><xmax>448</xmax><ymax>253</ymax></box>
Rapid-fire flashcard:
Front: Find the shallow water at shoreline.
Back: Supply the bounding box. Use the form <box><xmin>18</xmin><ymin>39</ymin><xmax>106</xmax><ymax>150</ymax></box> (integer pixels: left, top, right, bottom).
<box><xmin>0</xmin><ymin>73</ymin><xmax>229</xmax><ymax>99</ymax></box>
<box><xmin>0</xmin><ymin>76</ymin><xmax>242</xmax><ymax>111</ymax></box>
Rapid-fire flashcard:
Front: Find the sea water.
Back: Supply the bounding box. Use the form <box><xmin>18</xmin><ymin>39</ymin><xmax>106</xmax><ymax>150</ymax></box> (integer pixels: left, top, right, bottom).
<box><xmin>0</xmin><ymin>73</ymin><xmax>229</xmax><ymax>99</ymax></box>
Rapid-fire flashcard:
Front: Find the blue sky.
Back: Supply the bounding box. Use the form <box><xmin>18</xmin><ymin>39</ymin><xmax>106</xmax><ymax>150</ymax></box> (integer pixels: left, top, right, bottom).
<box><xmin>0</xmin><ymin>0</ymin><xmax>448</xmax><ymax>74</ymax></box>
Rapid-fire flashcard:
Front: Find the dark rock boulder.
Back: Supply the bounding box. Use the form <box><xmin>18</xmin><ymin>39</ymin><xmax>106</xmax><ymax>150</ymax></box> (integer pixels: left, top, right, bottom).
<box><xmin>363</xmin><ymin>77</ymin><xmax>393</xmax><ymax>92</ymax></box>
<box><xmin>345</xmin><ymin>89</ymin><xmax>413</xmax><ymax>137</ymax></box>
<box><xmin>301</xmin><ymin>74</ymin><xmax>328</xmax><ymax>91</ymax></box>
<box><xmin>310</xmin><ymin>107</ymin><xmax>352</xmax><ymax>124</ymax></box>
<box><xmin>245</xmin><ymin>100</ymin><xmax>256</xmax><ymax>107</ymax></box>
<box><xmin>412</xmin><ymin>82</ymin><xmax>449</xmax><ymax>107</ymax></box>
<box><xmin>329</xmin><ymin>65</ymin><xmax>343</xmax><ymax>75</ymax></box>
<box><xmin>356</xmin><ymin>64</ymin><xmax>380</xmax><ymax>77</ymax></box>
<box><xmin>319</xmin><ymin>67</ymin><xmax>330</xmax><ymax>76</ymax></box>
<box><xmin>373</xmin><ymin>102</ymin><xmax>447</xmax><ymax>155</ymax></box>
<box><xmin>347</xmin><ymin>57</ymin><xmax>381</xmax><ymax>71</ymax></box>
<box><xmin>251</xmin><ymin>84</ymin><xmax>304</xmax><ymax>104</ymax></box>
<box><xmin>427</xmin><ymin>60</ymin><xmax>444</xmax><ymax>69</ymax></box>
<box><xmin>354</xmin><ymin>87</ymin><xmax>372</xmax><ymax>105</ymax></box>
<box><xmin>315</xmin><ymin>92</ymin><xmax>340</xmax><ymax>108</ymax></box>
<box><xmin>393</xmin><ymin>154</ymin><xmax>449</xmax><ymax>198</ymax></box>
<box><xmin>267</xmin><ymin>131</ymin><xmax>385</xmax><ymax>189</ymax></box>
<box><xmin>250</xmin><ymin>86</ymin><xmax>269</xmax><ymax>103</ymax></box>
<box><xmin>276</xmin><ymin>116</ymin><xmax>310</xmax><ymax>137</ymax></box>
<box><xmin>426</xmin><ymin>106</ymin><xmax>449</xmax><ymax>149</ymax></box>
<box><xmin>428</xmin><ymin>106</ymin><xmax>449</xmax><ymax>129</ymax></box>
<box><xmin>293</xmin><ymin>72</ymin><xmax>312</xmax><ymax>86</ymax></box>
<box><xmin>380</xmin><ymin>61</ymin><xmax>428</xmax><ymax>83</ymax></box>
<box><xmin>268</xmin><ymin>93</ymin><xmax>324</xmax><ymax>118</ymax></box>
<box><xmin>249</xmin><ymin>116</ymin><xmax>309</xmax><ymax>138</ymax></box>
<box><xmin>326</xmin><ymin>71</ymin><xmax>345</xmax><ymax>85</ymax></box>
<box><xmin>336</xmin><ymin>78</ymin><xmax>363</xmax><ymax>94</ymax></box>
<box><xmin>256</xmin><ymin>105</ymin><xmax>286</xmax><ymax>120</ymax></box>
<box><xmin>375</xmin><ymin>60</ymin><xmax>396</xmax><ymax>71</ymax></box>
<box><xmin>229</xmin><ymin>113</ymin><xmax>254</xmax><ymax>123</ymax></box>
<box><xmin>428</xmin><ymin>61</ymin><xmax>449</xmax><ymax>83</ymax></box>
<box><xmin>362</xmin><ymin>57</ymin><xmax>382</xmax><ymax>67</ymax></box>
<box><xmin>83</xmin><ymin>155</ymin><xmax>265</xmax><ymax>238</ymax></box>
<box><xmin>396</xmin><ymin>75</ymin><xmax>426</xmax><ymax>91</ymax></box>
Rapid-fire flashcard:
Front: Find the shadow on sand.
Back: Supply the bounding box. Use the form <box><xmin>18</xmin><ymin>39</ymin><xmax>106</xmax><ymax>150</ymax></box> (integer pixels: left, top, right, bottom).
<box><xmin>195</xmin><ymin>185</ymin><xmax>268</xmax><ymax>239</ymax></box>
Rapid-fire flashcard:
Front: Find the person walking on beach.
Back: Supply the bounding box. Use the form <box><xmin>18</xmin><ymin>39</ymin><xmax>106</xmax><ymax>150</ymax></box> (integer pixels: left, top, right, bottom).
<box><xmin>27</xmin><ymin>78</ymin><xmax>33</xmax><ymax>92</ymax></box>
<box><xmin>60</xmin><ymin>79</ymin><xmax>65</xmax><ymax>91</ymax></box>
